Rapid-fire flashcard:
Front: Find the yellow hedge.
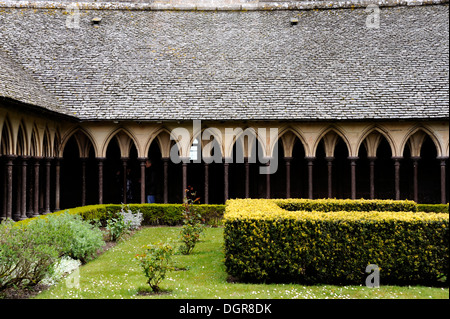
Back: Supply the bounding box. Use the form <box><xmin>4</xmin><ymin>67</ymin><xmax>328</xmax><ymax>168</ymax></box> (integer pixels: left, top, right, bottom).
<box><xmin>224</xmin><ymin>199</ymin><xmax>449</xmax><ymax>285</ymax></box>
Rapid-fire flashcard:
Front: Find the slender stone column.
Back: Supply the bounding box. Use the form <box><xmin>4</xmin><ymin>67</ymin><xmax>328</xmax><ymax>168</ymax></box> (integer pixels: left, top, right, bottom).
<box><xmin>244</xmin><ymin>157</ymin><xmax>250</xmax><ymax>198</ymax></box>
<box><xmin>368</xmin><ymin>157</ymin><xmax>376</xmax><ymax>200</ymax></box>
<box><xmin>181</xmin><ymin>158</ymin><xmax>189</xmax><ymax>200</ymax></box>
<box><xmin>411</xmin><ymin>156</ymin><xmax>420</xmax><ymax>203</ymax></box>
<box><xmin>54</xmin><ymin>158</ymin><xmax>61</xmax><ymax>211</ymax></box>
<box><xmin>393</xmin><ymin>157</ymin><xmax>402</xmax><ymax>200</ymax></box>
<box><xmin>265</xmin><ymin>160</ymin><xmax>271</xmax><ymax>199</ymax></box>
<box><xmin>162</xmin><ymin>158</ymin><xmax>169</xmax><ymax>204</ymax></box>
<box><xmin>348</xmin><ymin>157</ymin><xmax>358</xmax><ymax>200</ymax></box>
<box><xmin>439</xmin><ymin>157</ymin><xmax>448</xmax><ymax>204</ymax></box>
<box><xmin>224</xmin><ymin>161</ymin><xmax>229</xmax><ymax>203</ymax></box>
<box><xmin>14</xmin><ymin>158</ymin><xmax>22</xmax><ymax>221</ymax></box>
<box><xmin>81</xmin><ymin>157</ymin><xmax>87</xmax><ymax>206</ymax></box>
<box><xmin>204</xmin><ymin>161</ymin><xmax>209</xmax><ymax>204</ymax></box>
<box><xmin>20</xmin><ymin>157</ymin><xmax>28</xmax><ymax>220</ymax></box>
<box><xmin>121</xmin><ymin>158</ymin><xmax>129</xmax><ymax>204</ymax></box>
<box><xmin>306</xmin><ymin>157</ymin><xmax>315</xmax><ymax>199</ymax></box>
<box><xmin>139</xmin><ymin>158</ymin><xmax>146</xmax><ymax>204</ymax></box>
<box><xmin>27</xmin><ymin>157</ymin><xmax>34</xmax><ymax>217</ymax></box>
<box><xmin>2</xmin><ymin>157</ymin><xmax>6</xmax><ymax>220</ymax></box>
<box><xmin>33</xmin><ymin>157</ymin><xmax>41</xmax><ymax>216</ymax></box>
<box><xmin>325</xmin><ymin>156</ymin><xmax>334</xmax><ymax>198</ymax></box>
<box><xmin>97</xmin><ymin>158</ymin><xmax>105</xmax><ymax>204</ymax></box>
<box><xmin>43</xmin><ymin>157</ymin><xmax>52</xmax><ymax>214</ymax></box>
<box><xmin>284</xmin><ymin>157</ymin><xmax>292</xmax><ymax>198</ymax></box>
<box><xmin>5</xmin><ymin>155</ymin><xmax>14</xmax><ymax>220</ymax></box>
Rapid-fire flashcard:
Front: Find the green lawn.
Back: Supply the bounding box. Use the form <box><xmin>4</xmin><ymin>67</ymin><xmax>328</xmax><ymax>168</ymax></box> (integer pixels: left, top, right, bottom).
<box><xmin>35</xmin><ymin>226</ymin><xmax>449</xmax><ymax>299</ymax></box>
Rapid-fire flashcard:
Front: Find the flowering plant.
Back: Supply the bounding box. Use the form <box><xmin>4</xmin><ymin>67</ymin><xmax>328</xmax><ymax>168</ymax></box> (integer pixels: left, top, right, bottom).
<box><xmin>179</xmin><ymin>186</ymin><xmax>205</xmax><ymax>255</ymax></box>
<box><xmin>135</xmin><ymin>242</ymin><xmax>174</xmax><ymax>292</ymax></box>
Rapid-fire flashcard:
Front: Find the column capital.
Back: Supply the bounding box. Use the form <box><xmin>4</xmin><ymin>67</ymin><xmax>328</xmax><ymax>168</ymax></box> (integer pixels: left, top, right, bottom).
<box><xmin>325</xmin><ymin>156</ymin><xmax>335</xmax><ymax>162</ymax></box>
<box><xmin>96</xmin><ymin>157</ymin><xmax>106</xmax><ymax>162</ymax></box>
<box><xmin>437</xmin><ymin>156</ymin><xmax>449</xmax><ymax>161</ymax></box>
<box><xmin>305</xmin><ymin>156</ymin><xmax>316</xmax><ymax>161</ymax></box>
<box><xmin>392</xmin><ymin>156</ymin><xmax>403</xmax><ymax>161</ymax></box>
<box><xmin>2</xmin><ymin>154</ymin><xmax>17</xmax><ymax>162</ymax></box>
<box><xmin>223</xmin><ymin>156</ymin><xmax>233</xmax><ymax>164</ymax></box>
<box><xmin>347</xmin><ymin>156</ymin><xmax>359</xmax><ymax>161</ymax></box>
<box><xmin>284</xmin><ymin>156</ymin><xmax>293</xmax><ymax>162</ymax></box>
<box><xmin>367</xmin><ymin>156</ymin><xmax>377</xmax><ymax>161</ymax></box>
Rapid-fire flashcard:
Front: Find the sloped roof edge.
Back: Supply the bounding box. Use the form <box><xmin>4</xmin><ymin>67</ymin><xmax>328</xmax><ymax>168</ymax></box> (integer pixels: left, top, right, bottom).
<box><xmin>0</xmin><ymin>0</ymin><xmax>448</xmax><ymax>11</ymax></box>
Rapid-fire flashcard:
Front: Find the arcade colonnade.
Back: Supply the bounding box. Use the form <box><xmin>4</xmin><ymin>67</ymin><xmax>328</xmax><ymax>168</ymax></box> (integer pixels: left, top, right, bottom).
<box><xmin>1</xmin><ymin>107</ymin><xmax>448</xmax><ymax>220</ymax></box>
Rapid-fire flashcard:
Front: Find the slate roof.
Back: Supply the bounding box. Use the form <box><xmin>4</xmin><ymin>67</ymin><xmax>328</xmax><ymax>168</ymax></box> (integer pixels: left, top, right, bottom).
<box><xmin>0</xmin><ymin>2</ymin><xmax>448</xmax><ymax>121</ymax></box>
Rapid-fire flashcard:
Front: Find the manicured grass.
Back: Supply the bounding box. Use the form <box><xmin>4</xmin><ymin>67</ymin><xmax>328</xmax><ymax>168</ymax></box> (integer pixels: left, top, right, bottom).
<box><xmin>34</xmin><ymin>226</ymin><xmax>449</xmax><ymax>299</ymax></box>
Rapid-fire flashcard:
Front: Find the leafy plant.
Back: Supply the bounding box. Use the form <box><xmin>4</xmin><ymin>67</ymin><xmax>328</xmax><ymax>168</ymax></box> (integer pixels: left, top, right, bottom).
<box><xmin>106</xmin><ymin>214</ymin><xmax>128</xmax><ymax>242</ymax></box>
<box><xmin>25</xmin><ymin>212</ymin><xmax>105</xmax><ymax>264</ymax></box>
<box><xmin>135</xmin><ymin>242</ymin><xmax>174</xmax><ymax>292</ymax></box>
<box><xmin>0</xmin><ymin>219</ymin><xmax>59</xmax><ymax>291</ymax></box>
<box><xmin>106</xmin><ymin>205</ymin><xmax>143</xmax><ymax>241</ymax></box>
<box><xmin>119</xmin><ymin>204</ymin><xmax>143</xmax><ymax>230</ymax></box>
<box><xmin>179</xmin><ymin>186</ymin><xmax>205</xmax><ymax>255</ymax></box>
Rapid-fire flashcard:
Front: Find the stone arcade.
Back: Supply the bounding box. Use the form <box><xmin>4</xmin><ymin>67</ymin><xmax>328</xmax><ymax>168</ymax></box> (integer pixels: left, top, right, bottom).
<box><xmin>0</xmin><ymin>0</ymin><xmax>448</xmax><ymax>220</ymax></box>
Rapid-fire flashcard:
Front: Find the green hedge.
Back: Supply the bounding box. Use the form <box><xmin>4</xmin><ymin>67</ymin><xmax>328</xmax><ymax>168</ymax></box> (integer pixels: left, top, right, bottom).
<box><xmin>275</xmin><ymin>198</ymin><xmax>418</xmax><ymax>212</ymax></box>
<box><xmin>17</xmin><ymin>204</ymin><xmax>225</xmax><ymax>227</ymax></box>
<box><xmin>417</xmin><ymin>204</ymin><xmax>449</xmax><ymax>214</ymax></box>
<box><xmin>224</xmin><ymin>199</ymin><xmax>449</xmax><ymax>286</ymax></box>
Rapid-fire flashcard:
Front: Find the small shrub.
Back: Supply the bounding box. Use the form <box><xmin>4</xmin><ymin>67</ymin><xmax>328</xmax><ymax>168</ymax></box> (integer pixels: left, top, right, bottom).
<box><xmin>106</xmin><ymin>205</ymin><xmax>143</xmax><ymax>241</ymax></box>
<box><xmin>120</xmin><ymin>204</ymin><xmax>143</xmax><ymax>230</ymax></box>
<box><xmin>0</xmin><ymin>219</ymin><xmax>59</xmax><ymax>291</ymax></box>
<box><xmin>26</xmin><ymin>212</ymin><xmax>105</xmax><ymax>264</ymax></box>
<box><xmin>106</xmin><ymin>213</ymin><xmax>129</xmax><ymax>242</ymax></box>
<box><xmin>135</xmin><ymin>242</ymin><xmax>174</xmax><ymax>292</ymax></box>
<box><xmin>179</xmin><ymin>187</ymin><xmax>205</xmax><ymax>255</ymax></box>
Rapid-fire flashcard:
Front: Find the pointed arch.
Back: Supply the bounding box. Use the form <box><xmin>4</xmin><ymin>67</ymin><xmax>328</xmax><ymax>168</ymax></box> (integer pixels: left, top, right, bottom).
<box><xmin>61</xmin><ymin>126</ymin><xmax>98</xmax><ymax>158</ymax></box>
<box><xmin>356</xmin><ymin>125</ymin><xmax>396</xmax><ymax>158</ymax></box>
<box><xmin>42</xmin><ymin>128</ymin><xmax>52</xmax><ymax>158</ymax></box>
<box><xmin>312</xmin><ymin>126</ymin><xmax>352</xmax><ymax>158</ymax></box>
<box><xmin>1</xmin><ymin>116</ymin><xmax>13</xmax><ymax>155</ymax></box>
<box><xmin>144</xmin><ymin>127</ymin><xmax>175</xmax><ymax>159</ymax></box>
<box><xmin>276</xmin><ymin>126</ymin><xmax>307</xmax><ymax>158</ymax></box>
<box><xmin>53</xmin><ymin>128</ymin><xmax>62</xmax><ymax>158</ymax></box>
<box><xmin>29</xmin><ymin>125</ymin><xmax>40</xmax><ymax>157</ymax></box>
<box><xmin>400</xmin><ymin>125</ymin><xmax>442</xmax><ymax>157</ymax></box>
<box><xmin>16</xmin><ymin>121</ymin><xmax>28</xmax><ymax>156</ymax></box>
<box><xmin>102</xmin><ymin>127</ymin><xmax>140</xmax><ymax>158</ymax></box>
<box><xmin>197</xmin><ymin>126</ymin><xmax>223</xmax><ymax>161</ymax></box>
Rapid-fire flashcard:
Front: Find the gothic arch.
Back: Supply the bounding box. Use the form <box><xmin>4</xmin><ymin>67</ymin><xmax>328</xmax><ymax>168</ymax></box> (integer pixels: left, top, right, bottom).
<box><xmin>61</xmin><ymin>126</ymin><xmax>98</xmax><ymax>158</ymax></box>
<box><xmin>42</xmin><ymin>128</ymin><xmax>52</xmax><ymax>158</ymax></box>
<box><xmin>0</xmin><ymin>116</ymin><xmax>13</xmax><ymax>155</ymax></box>
<box><xmin>224</xmin><ymin>126</ymin><xmax>260</xmax><ymax>160</ymax></box>
<box><xmin>356</xmin><ymin>125</ymin><xmax>396</xmax><ymax>158</ymax></box>
<box><xmin>16</xmin><ymin>121</ymin><xmax>27</xmax><ymax>156</ymax></box>
<box><xmin>276</xmin><ymin>126</ymin><xmax>308</xmax><ymax>158</ymax></box>
<box><xmin>101</xmin><ymin>127</ymin><xmax>140</xmax><ymax>158</ymax></box>
<box><xmin>144</xmin><ymin>127</ymin><xmax>175</xmax><ymax>159</ymax></box>
<box><xmin>400</xmin><ymin>125</ymin><xmax>442</xmax><ymax>157</ymax></box>
<box><xmin>312</xmin><ymin>126</ymin><xmax>352</xmax><ymax>158</ymax></box>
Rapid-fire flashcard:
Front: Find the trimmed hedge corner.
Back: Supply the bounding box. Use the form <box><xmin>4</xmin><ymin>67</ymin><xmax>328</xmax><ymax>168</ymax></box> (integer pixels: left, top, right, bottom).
<box><xmin>224</xmin><ymin>199</ymin><xmax>449</xmax><ymax>286</ymax></box>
